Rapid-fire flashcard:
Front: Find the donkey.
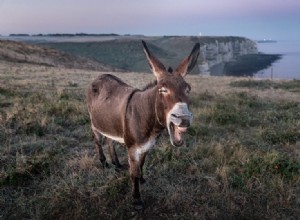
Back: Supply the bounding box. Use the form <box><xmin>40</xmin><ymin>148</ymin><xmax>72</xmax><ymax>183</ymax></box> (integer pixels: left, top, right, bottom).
<box><xmin>87</xmin><ymin>41</ymin><xmax>200</xmax><ymax>210</ymax></box>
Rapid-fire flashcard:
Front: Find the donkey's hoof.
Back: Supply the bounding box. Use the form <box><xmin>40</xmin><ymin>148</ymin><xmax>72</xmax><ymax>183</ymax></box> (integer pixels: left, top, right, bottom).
<box><xmin>101</xmin><ymin>161</ymin><xmax>109</xmax><ymax>169</ymax></box>
<box><xmin>140</xmin><ymin>177</ymin><xmax>146</xmax><ymax>184</ymax></box>
<box><xmin>114</xmin><ymin>164</ymin><xmax>124</xmax><ymax>172</ymax></box>
<box><xmin>133</xmin><ymin>198</ymin><xmax>144</xmax><ymax>210</ymax></box>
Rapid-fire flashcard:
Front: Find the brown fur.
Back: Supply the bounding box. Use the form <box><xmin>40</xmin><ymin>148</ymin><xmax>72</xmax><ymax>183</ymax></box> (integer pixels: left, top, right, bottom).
<box><xmin>87</xmin><ymin>41</ymin><xmax>200</xmax><ymax>209</ymax></box>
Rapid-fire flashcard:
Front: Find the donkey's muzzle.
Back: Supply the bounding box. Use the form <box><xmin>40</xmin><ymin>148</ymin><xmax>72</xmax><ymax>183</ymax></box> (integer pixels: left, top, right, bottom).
<box><xmin>168</xmin><ymin>103</ymin><xmax>193</xmax><ymax>147</ymax></box>
<box><xmin>170</xmin><ymin>112</ymin><xmax>193</xmax><ymax>127</ymax></box>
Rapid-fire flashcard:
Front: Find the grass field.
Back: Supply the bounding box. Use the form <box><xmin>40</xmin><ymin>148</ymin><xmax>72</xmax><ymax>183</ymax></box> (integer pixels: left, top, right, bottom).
<box><xmin>1</xmin><ymin>61</ymin><xmax>300</xmax><ymax>219</ymax></box>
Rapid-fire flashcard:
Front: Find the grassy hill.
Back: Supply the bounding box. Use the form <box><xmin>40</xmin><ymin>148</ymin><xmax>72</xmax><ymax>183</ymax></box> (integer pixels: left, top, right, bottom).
<box><xmin>42</xmin><ymin>37</ymin><xmax>183</xmax><ymax>73</ymax></box>
<box><xmin>42</xmin><ymin>36</ymin><xmax>260</xmax><ymax>74</ymax></box>
<box><xmin>1</xmin><ymin>59</ymin><xmax>300</xmax><ymax>219</ymax></box>
<box><xmin>0</xmin><ymin>40</ymin><xmax>115</xmax><ymax>71</ymax></box>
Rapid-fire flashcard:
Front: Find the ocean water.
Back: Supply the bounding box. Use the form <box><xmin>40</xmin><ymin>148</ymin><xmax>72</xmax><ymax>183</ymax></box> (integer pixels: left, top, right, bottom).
<box><xmin>255</xmin><ymin>40</ymin><xmax>300</xmax><ymax>80</ymax></box>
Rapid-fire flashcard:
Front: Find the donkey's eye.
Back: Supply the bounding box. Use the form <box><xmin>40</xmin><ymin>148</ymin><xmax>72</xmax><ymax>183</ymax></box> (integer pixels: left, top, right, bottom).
<box><xmin>158</xmin><ymin>87</ymin><xmax>168</xmax><ymax>94</ymax></box>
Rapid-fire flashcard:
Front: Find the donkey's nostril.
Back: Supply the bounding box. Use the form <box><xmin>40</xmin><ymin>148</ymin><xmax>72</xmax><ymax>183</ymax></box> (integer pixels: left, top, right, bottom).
<box><xmin>179</xmin><ymin>119</ymin><xmax>190</xmax><ymax>127</ymax></box>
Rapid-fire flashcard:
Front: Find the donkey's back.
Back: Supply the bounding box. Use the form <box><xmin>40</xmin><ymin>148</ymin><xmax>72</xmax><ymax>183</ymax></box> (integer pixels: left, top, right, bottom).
<box><xmin>87</xmin><ymin>74</ymin><xmax>136</xmax><ymax>141</ymax></box>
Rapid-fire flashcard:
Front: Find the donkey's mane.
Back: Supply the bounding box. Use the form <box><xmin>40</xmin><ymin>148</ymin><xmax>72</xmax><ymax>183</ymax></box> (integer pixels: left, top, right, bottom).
<box><xmin>141</xmin><ymin>80</ymin><xmax>157</xmax><ymax>91</ymax></box>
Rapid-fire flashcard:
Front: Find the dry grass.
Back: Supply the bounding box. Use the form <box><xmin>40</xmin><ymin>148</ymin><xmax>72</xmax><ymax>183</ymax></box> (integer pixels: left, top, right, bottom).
<box><xmin>0</xmin><ymin>40</ymin><xmax>113</xmax><ymax>71</ymax></box>
<box><xmin>1</xmin><ymin>61</ymin><xmax>300</xmax><ymax>219</ymax></box>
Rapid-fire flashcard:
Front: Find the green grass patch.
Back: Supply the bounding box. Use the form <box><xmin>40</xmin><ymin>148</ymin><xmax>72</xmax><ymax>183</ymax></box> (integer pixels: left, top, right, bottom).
<box><xmin>211</xmin><ymin>103</ymin><xmax>241</xmax><ymax>125</ymax></box>
<box><xmin>0</xmin><ymin>86</ymin><xmax>17</xmax><ymax>97</ymax></box>
<box><xmin>230</xmin><ymin>79</ymin><xmax>300</xmax><ymax>92</ymax></box>
<box><xmin>230</xmin><ymin>151</ymin><xmax>300</xmax><ymax>190</ymax></box>
<box><xmin>262</xmin><ymin>128</ymin><xmax>300</xmax><ymax>145</ymax></box>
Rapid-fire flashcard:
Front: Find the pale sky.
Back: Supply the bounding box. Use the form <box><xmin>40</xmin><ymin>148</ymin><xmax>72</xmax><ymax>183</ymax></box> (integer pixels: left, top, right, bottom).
<box><xmin>0</xmin><ymin>0</ymin><xmax>300</xmax><ymax>40</ymax></box>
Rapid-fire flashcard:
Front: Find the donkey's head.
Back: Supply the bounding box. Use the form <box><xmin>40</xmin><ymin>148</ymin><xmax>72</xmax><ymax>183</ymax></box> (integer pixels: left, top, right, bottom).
<box><xmin>142</xmin><ymin>41</ymin><xmax>200</xmax><ymax>146</ymax></box>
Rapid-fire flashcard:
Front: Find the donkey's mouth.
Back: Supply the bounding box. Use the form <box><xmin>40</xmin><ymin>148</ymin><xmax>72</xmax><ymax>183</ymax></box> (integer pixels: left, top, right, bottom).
<box><xmin>169</xmin><ymin>122</ymin><xmax>188</xmax><ymax>146</ymax></box>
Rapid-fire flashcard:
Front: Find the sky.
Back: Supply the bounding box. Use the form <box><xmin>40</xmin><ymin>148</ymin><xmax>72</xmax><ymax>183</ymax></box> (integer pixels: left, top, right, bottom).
<box><xmin>0</xmin><ymin>0</ymin><xmax>300</xmax><ymax>40</ymax></box>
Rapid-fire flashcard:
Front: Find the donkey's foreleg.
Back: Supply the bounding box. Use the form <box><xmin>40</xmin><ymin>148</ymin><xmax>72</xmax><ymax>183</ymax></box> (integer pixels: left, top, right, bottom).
<box><xmin>106</xmin><ymin>138</ymin><xmax>123</xmax><ymax>171</ymax></box>
<box><xmin>93</xmin><ymin>133</ymin><xmax>108</xmax><ymax>168</ymax></box>
<box><xmin>128</xmin><ymin>148</ymin><xmax>144</xmax><ymax>210</ymax></box>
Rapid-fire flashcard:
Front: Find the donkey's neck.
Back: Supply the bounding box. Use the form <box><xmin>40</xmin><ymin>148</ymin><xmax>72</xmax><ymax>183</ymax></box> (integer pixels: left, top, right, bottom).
<box><xmin>124</xmin><ymin>86</ymin><xmax>164</xmax><ymax>146</ymax></box>
<box><xmin>134</xmin><ymin>86</ymin><xmax>161</xmax><ymax>128</ymax></box>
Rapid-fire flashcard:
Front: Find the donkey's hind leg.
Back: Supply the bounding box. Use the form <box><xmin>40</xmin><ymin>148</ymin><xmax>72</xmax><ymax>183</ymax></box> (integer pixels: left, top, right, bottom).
<box><xmin>93</xmin><ymin>132</ymin><xmax>108</xmax><ymax>168</ymax></box>
<box><xmin>139</xmin><ymin>153</ymin><xmax>147</xmax><ymax>184</ymax></box>
<box><xmin>106</xmin><ymin>138</ymin><xmax>123</xmax><ymax>171</ymax></box>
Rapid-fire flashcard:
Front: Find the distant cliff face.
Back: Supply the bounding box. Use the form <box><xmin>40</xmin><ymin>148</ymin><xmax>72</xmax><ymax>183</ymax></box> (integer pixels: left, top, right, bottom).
<box><xmin>198</xmin><ymin>37</ymin><xmax>258</xmax><ymax>75</ymax></box>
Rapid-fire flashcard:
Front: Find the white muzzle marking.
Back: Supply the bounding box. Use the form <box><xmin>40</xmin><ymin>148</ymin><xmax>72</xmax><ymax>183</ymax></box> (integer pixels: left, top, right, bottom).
<box><xmin>166</xmin><ymin>102</ymin><xmax>193</xmax><ymax>146</ymax></box>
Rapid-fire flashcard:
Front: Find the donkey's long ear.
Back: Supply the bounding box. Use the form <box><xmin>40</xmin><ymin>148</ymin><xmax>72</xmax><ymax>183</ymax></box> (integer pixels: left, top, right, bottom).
<box><xmin>142</xmin><ymin>41</ymin><xmax>167</xmax><ymax>80</ymax></box>
<box><xmin>175</xmin><ymin>43</ymin><xmax>200</xmax><ymax>77</ymax></box>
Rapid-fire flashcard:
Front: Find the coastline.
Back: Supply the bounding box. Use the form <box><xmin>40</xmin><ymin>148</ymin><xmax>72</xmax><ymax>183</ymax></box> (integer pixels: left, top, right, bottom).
<box><xmin>255</xmin><ymin>40</ymin><xmax>300</xmax><ymax>79</ymax></box>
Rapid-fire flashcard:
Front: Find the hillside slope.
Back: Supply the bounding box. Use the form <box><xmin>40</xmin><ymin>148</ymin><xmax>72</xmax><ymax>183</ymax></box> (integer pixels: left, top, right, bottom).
<box><xmin>41</xmin><ymin>36</ymin><xmax>259</xmax><ymax>75</ymax></box>
<box><xmin>0</xmin><ymin>40</ymin><xmax>115</xmax><ymax>71</ymax></box>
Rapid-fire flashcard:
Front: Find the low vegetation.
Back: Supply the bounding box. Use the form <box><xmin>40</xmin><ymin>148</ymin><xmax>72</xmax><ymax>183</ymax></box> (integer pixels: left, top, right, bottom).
<box><xmin>1</xmin><ymin>62</ymin><xmax>300</xmax><ymax>219</ymax></box>
<box><xmin>0</xmin><ymin>40</ymin><xmax>112</xmax><ymax>71</ymax></box>
<box><xmin>230</xmin><ymin>79</ymin><xmax>300</xmax><ymax>92</ymax></box>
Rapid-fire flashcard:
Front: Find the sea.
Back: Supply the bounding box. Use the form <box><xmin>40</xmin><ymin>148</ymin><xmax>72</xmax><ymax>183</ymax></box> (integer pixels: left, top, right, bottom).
<box><xmin>255</xmin><ymin>40</ymin><xmax>300</xmax><ymax>80</ymax></box>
